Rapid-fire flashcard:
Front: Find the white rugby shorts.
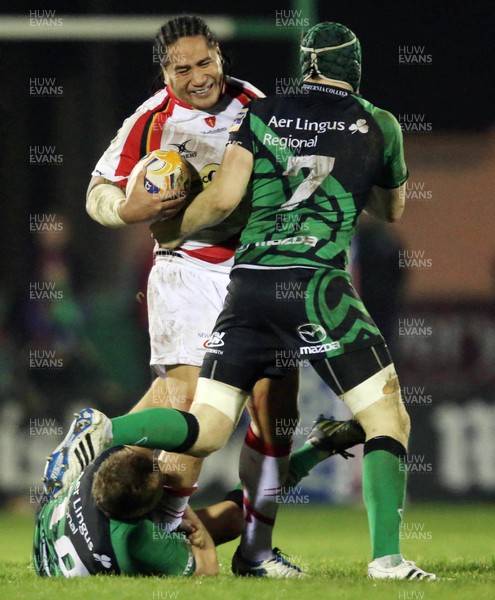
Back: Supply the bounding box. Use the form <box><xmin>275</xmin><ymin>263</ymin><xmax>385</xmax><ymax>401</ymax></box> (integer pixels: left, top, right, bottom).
<box><xmin>147</xmin><ymin>254</ymin><xmax>229</xmax><ymax>376</ymax></box>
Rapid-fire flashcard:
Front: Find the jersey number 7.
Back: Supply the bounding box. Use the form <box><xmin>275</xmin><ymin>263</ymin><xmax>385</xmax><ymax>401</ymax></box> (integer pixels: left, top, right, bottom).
<box><xmin>280</xmin><ymin>155</ymin><xmax>335</xmax><ymax>211</ymax></box>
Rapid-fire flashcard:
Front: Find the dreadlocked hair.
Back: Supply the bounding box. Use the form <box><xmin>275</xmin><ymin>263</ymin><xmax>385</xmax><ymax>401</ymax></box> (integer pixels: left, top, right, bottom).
<box><xmin>150</xmin><ymin>15</ymin><xmax>232</xmax><ymax>92</ymax></box>
<box><xmin>155</xmin><ymin>15</ymin><xmax>219</xmax><ymax>67</ymax></box>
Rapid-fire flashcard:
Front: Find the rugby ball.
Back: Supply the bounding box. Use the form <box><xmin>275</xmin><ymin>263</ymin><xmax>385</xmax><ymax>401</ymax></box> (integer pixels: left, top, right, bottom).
<box><xmin>126</xmin><ymin>149</ymin><xmax>191</xmax><ymax>198</ymax></box>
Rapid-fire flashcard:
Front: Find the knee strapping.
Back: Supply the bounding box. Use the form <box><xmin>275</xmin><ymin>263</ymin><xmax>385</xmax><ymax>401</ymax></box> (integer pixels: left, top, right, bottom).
<box><xmin>192</xmin><ymin>377</ymin><xmax>248</xmax><ymax>425</ymax></box>
<box><xmin>341</xmin><ymin>364</ymin><xmax>399</xmax><ymax>415</ymax></box>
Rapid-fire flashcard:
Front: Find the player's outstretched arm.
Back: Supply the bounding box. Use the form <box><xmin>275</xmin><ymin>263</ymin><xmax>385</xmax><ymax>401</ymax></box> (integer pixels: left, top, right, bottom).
<box><xmin>151</xmin><ymin>144</ymin><xmax>253</xmax><ymax>246</ymax></box>
<box><xmin>364</xmin><ymin>183</ymin><xmax>406</xmax><ymax>223</ymax></box>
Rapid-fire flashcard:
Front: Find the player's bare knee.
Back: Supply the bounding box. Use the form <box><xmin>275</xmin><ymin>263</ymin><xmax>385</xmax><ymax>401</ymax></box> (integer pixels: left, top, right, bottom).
<box><xmin>398</xmin><ymin>399</ymin><xmax>411</xmax><ymax>440</ymax></box>
<box><xmin>343</xmin><ymin>365</ymin><xmax>410</xmax><ymax>445</ymax></box>
<box><xmin>187</xmin><ymin>410</ymin><xmax>231</xmax><ymax>457</ymax></box>
<box><xmin>188</xmin><ymin>428</ymin><xmax>229</xmax><ymax>458</ymax></box>
<box><xmin>387</xmin><ymin>376</ymin><xmax>411</xmax><ymax>438</ymax></box>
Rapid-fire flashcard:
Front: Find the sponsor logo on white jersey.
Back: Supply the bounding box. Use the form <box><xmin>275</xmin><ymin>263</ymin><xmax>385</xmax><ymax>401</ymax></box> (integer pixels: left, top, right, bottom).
<box><xmin>204</xmin><ymin>331</ymin><xmax>226</xmax><ymax>348</ymax></box>
<box><xmin>170</xmin><ymin>139</ymin><xmax>197</xmax><ymax>159</ymax></box>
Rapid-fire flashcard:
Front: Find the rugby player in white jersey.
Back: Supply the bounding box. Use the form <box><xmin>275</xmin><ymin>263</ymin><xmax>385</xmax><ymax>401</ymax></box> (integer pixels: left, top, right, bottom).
<box><xmin>84</xmin><ymin>15</ymin><xmax>306</xmax><ymax>577</ymax></box>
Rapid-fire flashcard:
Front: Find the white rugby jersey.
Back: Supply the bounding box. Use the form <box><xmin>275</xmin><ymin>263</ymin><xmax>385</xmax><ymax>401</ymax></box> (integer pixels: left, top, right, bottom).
<box><xmin>93</xmin><ymin>76</ymin><xmax>263</xmax><ymax>270</ymax></box>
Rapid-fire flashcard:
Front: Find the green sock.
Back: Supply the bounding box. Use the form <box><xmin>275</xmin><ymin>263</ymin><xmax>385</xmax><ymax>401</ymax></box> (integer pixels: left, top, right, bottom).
<box><xmin>111</xmin><ymin>408</ymin><xmax>195</xmax><ymax>452</ymax></box>
<box><xmin>363</xmin><ymin>444</ymin><xmax>406</xmax><ymax>560</ymax></box>
<box><xmin>284</xmin><ymin>443</ymin><xmax>330</xmax><ymax>488</ymax></box>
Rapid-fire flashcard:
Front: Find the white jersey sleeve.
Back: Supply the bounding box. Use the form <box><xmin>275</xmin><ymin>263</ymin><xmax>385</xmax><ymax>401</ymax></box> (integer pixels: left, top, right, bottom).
<box><xmin>92</xmin><ymin>90</ymin><xmax>170</xmax><ymax>187</ymax></box>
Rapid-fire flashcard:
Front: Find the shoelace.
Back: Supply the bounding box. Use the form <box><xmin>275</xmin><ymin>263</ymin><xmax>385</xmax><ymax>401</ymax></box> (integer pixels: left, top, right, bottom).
<box><xmin>271</xmin><ymin>548</ymin><xmax>302</xmax><ymax>571</ymax></box>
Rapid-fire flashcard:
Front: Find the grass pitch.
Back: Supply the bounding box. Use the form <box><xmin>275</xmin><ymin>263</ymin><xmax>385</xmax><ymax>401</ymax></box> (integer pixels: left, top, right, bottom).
<box><xmin>1</xmin><ymin>504</ymin><xmax>494</xmax><ymax>600</ymax></box>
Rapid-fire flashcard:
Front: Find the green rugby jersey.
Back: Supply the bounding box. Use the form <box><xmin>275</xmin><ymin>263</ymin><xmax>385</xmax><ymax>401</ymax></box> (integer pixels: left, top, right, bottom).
<box><xmin>228</xmin><ymin>82</ymin><xmax>407</xmax><ymax>270</ymax></box>
<box><xmin>33</xmin><ymin>447</ymin><xmax>195</xmax><ymax>577</ymax></box>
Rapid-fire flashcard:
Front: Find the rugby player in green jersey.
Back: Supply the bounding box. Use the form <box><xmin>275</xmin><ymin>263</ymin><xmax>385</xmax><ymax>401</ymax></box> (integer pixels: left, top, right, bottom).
<box><xmin>34</xmin><ymin>446</ymin><xmax>220</xmax><ymax>577</ymax></box>
<box><xmin>44</xmin><ymin>22</ymin><xmax>435</xmax><ymax>580</ymax></box>
<box><xmin>35</xmin><ymin>412</ymin><xmax>364</xmax><ymax>577</ymax></box>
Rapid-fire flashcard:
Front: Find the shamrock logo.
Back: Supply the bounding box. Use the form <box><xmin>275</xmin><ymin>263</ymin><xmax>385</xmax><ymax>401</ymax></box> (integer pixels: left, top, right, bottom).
<box><xmin>93</xmin><ymin>553</ymin><xmax>112</xmax><ymax>569</ymax></box>
<box><xmin>349</xmin><ymin>119</ymin><xmax>369</xmax><ymax>134</ymax></box>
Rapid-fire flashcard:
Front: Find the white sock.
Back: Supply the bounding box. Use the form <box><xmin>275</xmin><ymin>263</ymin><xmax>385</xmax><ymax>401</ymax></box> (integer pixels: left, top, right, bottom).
<box><xmin>156</xmin><ymin>485</ymin><xmax>197</xmax><ymax>532</ymax></box>
<box><xmin>239</xmin><ymin>426</ymin><xmax>291</xmax><ymax>562</ymax></box>
<box><xmin>372</xmin><ymin>554</ymin><xmax>403</xmax><ymax>568</ymax></box>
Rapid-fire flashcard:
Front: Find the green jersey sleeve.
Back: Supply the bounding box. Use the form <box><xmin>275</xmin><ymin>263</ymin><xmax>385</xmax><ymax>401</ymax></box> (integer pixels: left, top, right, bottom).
<box><xmin>373</xmin><ymin>108</ymin><xmax>408</xmax><ymax>188</ymax></box>
<box><xmin>110</xmin><ymin>520</ymin><xmax>195</xmax><ymax>577</ymax></box>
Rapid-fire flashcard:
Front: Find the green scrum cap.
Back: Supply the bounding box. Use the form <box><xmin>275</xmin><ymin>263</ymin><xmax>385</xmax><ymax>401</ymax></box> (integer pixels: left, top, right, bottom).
<box><xmin>300</xmin><ymin>22</ymin><xmax>362</xmax><ymax>92</ymax></box>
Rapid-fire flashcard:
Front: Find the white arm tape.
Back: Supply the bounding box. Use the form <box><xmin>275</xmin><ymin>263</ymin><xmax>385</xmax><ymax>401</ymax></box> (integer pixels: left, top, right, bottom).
<box><xmin>86</xmin><ymin>183</ymin><xmax>127</xmax><ymax>228</ymax></box>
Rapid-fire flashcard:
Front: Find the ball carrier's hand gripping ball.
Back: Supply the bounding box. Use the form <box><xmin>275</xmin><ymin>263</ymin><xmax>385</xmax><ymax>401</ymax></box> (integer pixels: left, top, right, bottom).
<box><xmin>126</xmin><ymin>150</ymin><xmax>191</xmax><ymax>200</ymax></box>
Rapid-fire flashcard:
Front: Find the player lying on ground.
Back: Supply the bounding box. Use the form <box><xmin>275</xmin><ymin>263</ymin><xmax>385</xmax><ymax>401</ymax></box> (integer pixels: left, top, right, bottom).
<box><xmin>37</xmin><ymin>413</ymin><xmax>364</xmax><ymax>577</ymax></box>
<box><xmin>35</xmin><ymin>446</ymin><xmax>219</xmax><ymax>577</ymax></box>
